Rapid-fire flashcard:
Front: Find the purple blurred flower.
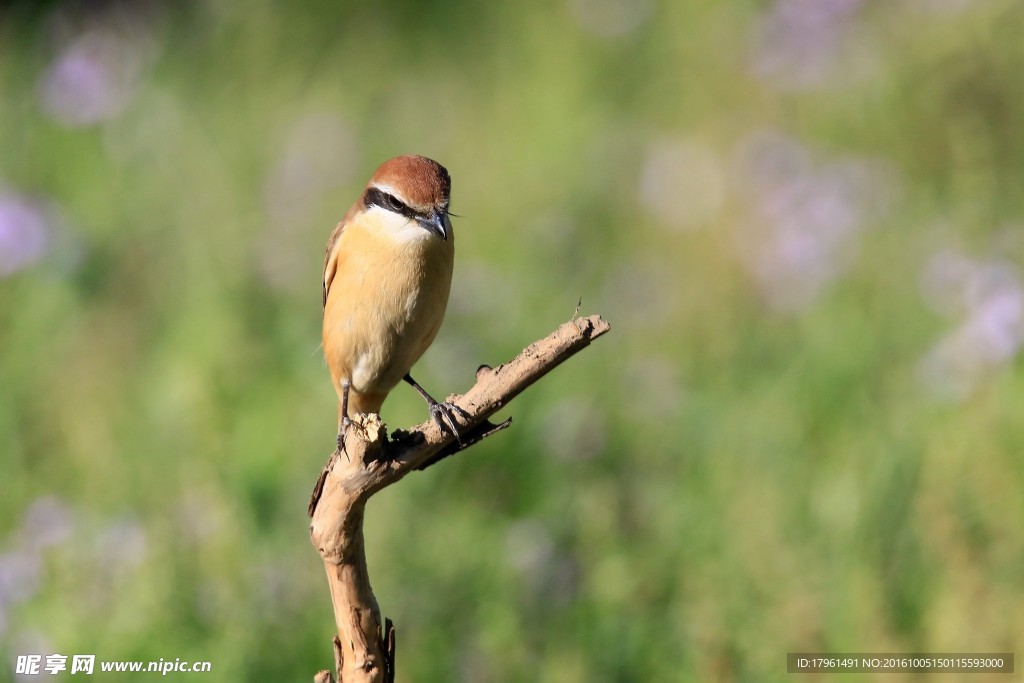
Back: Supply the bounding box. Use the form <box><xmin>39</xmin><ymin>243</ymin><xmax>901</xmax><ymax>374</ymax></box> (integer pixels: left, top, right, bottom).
<box><xmin>742</xmin><ymin>174</ymin><xmax>856</xmax><ymax>310</ymax></box>
<box><xmin>38</xmin><ymin>24</ymin><xmax>151</xmax><ymax>127</ymax></box>
<box><xmin>18</xmin><ymin>496</ymin><xmax>74</xmax><ymax>552</ymax></box>
<box><xmin>0</xmin><ymin>194</ymin><xmax>52</xmax><ymax>277</ymax></box>
<box><xmin>733</xmin><ymin>131</ymin><xmax>893</xmax><ymax>312</ymax></box>
<box><xmin>264</xmin><ymin>112</ymin><xmax>359</xmax><ymax>223</ymax></box>
<box><xmin>0</xmin><ymin>551</ymin><xmax>42</xmax><ymax>609</ymax></box>
<box><xmin>0</xmin><ymin>498</ymin><xmax>76</xmax><ymax>639</ymax></box>
<box><xmin>258</xmin><ymin>112</ymin><xmax>358</xmax><ymax>292</ymax></box>
<box><xmin>918</xmin><ymin>250</ymin><xmax>1024</xmax><ymax>399</ymax></box>
<box><xmin>751</xmin><ymin>0</ymin><xmax>866</xmax><ymax>90</ymax></box>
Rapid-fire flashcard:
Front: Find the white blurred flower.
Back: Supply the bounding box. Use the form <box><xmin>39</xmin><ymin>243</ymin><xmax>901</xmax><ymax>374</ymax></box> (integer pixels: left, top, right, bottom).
<box><xmin>95</xmin><ymin>518</ymin><xmax>148</xmax><ymax>572</ymax></box>
<box><xmin>570</xmin><ymin>0</ymin><xmax>653</xmax><ymax>38</ymax></box>
<box><xmin>919</xmin><ymin>248</ymin><xmax>976</xmax><ymax>316</ymax></box>
<box><xmin>638</xmin><ymin>138</ymin><xmax>725</xmax><ymax>232</ymax></box>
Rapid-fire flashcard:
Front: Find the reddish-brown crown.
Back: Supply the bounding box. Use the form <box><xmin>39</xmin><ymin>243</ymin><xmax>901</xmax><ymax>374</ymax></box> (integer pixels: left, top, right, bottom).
<box><xmin>368</xmin><ymin>155</ymin><xmax>451</xmax><ymax>210</ymax></box>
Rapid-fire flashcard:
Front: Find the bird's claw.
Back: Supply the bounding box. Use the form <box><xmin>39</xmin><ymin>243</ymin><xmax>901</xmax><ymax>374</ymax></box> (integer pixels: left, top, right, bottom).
<box><xmin>428</xmin><ymin>400</ymin><xmax>468</xmax><ymax>445</ymax></box>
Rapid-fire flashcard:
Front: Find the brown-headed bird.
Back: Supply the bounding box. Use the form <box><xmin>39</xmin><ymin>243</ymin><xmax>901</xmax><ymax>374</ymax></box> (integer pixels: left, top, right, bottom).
<box><xmin>322</xmin><ymin>155</ymin><xmax>462</xmax><ymax>452</ymax></box>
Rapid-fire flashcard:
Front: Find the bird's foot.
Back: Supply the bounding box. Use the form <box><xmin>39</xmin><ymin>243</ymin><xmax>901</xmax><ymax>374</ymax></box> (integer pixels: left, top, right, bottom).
<box><xmin>403</xmin><ymin>374</ymin><xmax>469</xmax><ymax>446</ymax></box>
<box><xmin>336</xmin><ymin>415</ymin><xmax>352</xmax><ymax>461</ymax></box>
<box><xmin>427</xmin><ymin>399</ymin><xmax>470</xmax><ymax>446</ymax></box>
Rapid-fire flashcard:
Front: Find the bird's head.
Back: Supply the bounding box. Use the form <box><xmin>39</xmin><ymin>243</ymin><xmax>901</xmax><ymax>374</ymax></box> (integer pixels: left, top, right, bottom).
<box><xmin>363</xmin><ymin>155</ymin><xmax>452</xmax><ymax>241</ymax></box>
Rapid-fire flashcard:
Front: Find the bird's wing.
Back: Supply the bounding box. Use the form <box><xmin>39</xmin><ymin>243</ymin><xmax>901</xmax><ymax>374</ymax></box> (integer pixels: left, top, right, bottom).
<box><xmin>322</xmin><ymin>203</ymin><xmax>361</xmax><ymax>308</ymax></box>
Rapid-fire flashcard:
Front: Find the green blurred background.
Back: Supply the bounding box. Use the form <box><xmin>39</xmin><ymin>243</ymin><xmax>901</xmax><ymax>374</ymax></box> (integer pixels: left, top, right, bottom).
<box><xmin>2</xmin><ymin>0</ymin><xmax>1023</xmax><ymax>680</ymax></box>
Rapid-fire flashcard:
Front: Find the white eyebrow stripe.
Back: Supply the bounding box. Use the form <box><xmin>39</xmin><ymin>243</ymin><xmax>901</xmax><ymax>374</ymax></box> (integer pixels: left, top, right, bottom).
<box><xmin>371</xmin><ymin>183</ymin><xmax>398</xmax><ymax>197</ymax></box>
<box><xmin>369</xmin><ymin>183</ymin><xmax>414</xmax><ymax>207</ymax></box>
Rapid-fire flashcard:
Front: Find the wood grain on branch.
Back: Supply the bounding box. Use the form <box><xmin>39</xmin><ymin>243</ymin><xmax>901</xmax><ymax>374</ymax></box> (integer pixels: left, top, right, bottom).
<box><xmin>308</xmin><ymin>314</ymin><xmax>610</xmax><ymax>682</ymax></box>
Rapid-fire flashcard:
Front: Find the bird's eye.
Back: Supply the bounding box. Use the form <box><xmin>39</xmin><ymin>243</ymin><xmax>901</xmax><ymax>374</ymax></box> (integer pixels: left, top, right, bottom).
<box><xmin>365</xmin><ymin>187</ymin><xmax>413</xmax><ymax>215</ymax></box>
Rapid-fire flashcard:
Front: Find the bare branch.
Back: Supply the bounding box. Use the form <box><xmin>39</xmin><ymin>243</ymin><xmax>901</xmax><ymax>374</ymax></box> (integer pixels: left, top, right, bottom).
<box><xmin>308</xmin><ymin>314</ymin><xmax>610</xmax><ymax>681</ymax></box>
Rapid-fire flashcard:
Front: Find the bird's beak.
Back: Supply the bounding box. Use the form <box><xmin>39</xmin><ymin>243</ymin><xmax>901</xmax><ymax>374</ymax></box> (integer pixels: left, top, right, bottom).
<box><xmin>416</xmin><ymin>209</ymin><xmax>451</xmax><ymax>241</ymax></box>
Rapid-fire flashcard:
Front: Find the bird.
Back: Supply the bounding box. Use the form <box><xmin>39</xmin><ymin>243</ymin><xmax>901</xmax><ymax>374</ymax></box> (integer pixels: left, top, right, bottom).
<box><xmin>322</xmin><ymin>154</ymin><xmax>463</xmax><ymax>454</ymax></box>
